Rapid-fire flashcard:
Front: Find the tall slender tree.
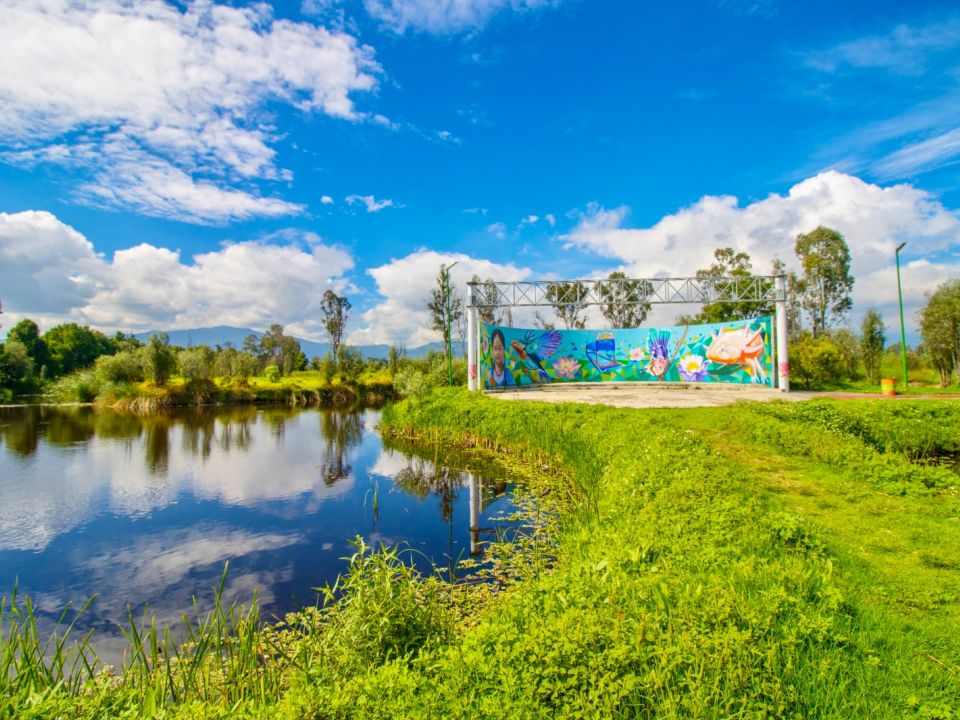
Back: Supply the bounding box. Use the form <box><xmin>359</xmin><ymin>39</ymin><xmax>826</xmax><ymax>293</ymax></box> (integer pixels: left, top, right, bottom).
<box><xmin>427</xmin><ymin>265</ymin><xmax>463</xmax><ymax>366</ymax></box>
<box><xmin>320</xmin><ymin>290</ymin><xmax>351</xmax><ymax>369</ymax></box>
<box><xmin>918</xmin><ymin>279</ymin><xmax>960</xmax><ymax>386</ymax></box>
<box><xmin>860</xmin><ymin>308</ymin><xmax>886</xmax><ymax>384</ymax></box>
<box><xmin>795</xmin><ymin>226</ymin><xmax>854</xmax><ymax>336</ymax></box>
<box><xmin>677</xmin><ymin>248</ymin><xmax>775</xmax><ymax>324</ymax></box>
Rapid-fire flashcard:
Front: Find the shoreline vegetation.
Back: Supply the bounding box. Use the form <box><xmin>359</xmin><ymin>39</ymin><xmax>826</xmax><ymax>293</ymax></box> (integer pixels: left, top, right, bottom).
<box><xmin>2</xmin><ymin>390</ymin><xmax>959</xmax><ymax>717</ymax></box>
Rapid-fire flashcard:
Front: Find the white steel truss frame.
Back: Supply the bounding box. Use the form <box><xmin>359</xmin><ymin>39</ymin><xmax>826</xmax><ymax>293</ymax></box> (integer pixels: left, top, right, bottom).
<box><xmin>464</xmin><ymin>275</ymin><xmax>790</xmax><ymax>393</ymax></box>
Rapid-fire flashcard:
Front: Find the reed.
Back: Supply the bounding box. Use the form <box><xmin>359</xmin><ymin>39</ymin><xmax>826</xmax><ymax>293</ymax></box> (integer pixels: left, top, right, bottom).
<box><xmin>0</xmin><ymin>581</ymin><xmax>99</xmax><ymax>695</ymax></box>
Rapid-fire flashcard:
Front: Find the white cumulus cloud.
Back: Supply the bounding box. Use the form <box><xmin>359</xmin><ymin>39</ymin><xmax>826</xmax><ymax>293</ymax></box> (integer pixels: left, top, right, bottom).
<box><xmin>0</xmin><ymin>210</ymin><xmax>354</xmax><ymax>336</ymax></box>
<box><xmin>0</xmin><ymin>0</ymin><xmax>380</xmax><ymax>223</ymax></box>
<box><xmin>349</xmin><ymin>250</ymin><xmax>532</xmax><ymax>345</ymax></box>
<box><xmin>562</xmin><ymin>171</ymin><xmax>960</xmax><ymax>329</ymax></box>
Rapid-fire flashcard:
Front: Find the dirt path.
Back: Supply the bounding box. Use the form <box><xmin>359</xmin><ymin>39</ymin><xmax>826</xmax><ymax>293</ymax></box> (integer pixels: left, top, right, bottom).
<box><xmin>486</xmin><ymin>383</ymin><xmax>821</xmax><ymax>408</ymax></box>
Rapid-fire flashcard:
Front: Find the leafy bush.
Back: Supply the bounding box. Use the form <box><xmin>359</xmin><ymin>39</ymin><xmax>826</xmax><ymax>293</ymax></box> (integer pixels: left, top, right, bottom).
<box><xmin>264</xmin><ymin>365</ymin><xmax>281</xmax><ymax>383</ymax></box>
<box><xmin>46</xmin><ymin>369</ymin><xmax>99</xmax><ymax>402</ymax></box>
<box><xmin>790</xmin><ymin>334</ymin><xmax>848</xmax><ymax>388</ymax></box>
<box><xmin>337</xmin><ymin>346</ymin><xmax>365</xmax><ymax>382</ymax></box>
<box><xmin>178</xmin><ymin>346</ymin><xmax>214</xmax><ymax>382</ymax></box>
<box><xmin>393</xmin><ymin>366</ymin><xmax>430</xmax><ymax>401</ymax></box>
<box><xmin>93</xmin><ymin>350</ymin><xmax>143</xmax><ymax>384</ymax></box>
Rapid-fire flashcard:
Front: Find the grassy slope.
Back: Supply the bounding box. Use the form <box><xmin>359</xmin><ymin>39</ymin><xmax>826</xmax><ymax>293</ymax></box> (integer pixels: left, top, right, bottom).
<box><xmin>303</xmin><ymin>391</ymin><xmax>957</xmax><ymax>719</ymax></box>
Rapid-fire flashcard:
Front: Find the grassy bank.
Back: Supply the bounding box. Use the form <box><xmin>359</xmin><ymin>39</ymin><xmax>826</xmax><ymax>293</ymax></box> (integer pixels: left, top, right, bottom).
<box><xmin>2</xmin><ymin>392</ymin><xmax>958</xmax><ymax>717</ymax></box>
<box><xmin>45</xmin><ymin>370</ymin><xmax>397</xmax><ymax>411</ymax></box>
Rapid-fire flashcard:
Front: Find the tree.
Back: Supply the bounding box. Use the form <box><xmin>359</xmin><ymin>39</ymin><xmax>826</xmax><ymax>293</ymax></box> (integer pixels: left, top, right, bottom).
<box><xmin>472</xmin><ymin>275</ymin><xmax>502</xmax><ymax>326</ymax></box>
<box><xmin>826</xmin><ymin>328</ymin><xmax>860</xmax><ymax>380</ymax></box>
<box><xmin>43</xmin><ymin>323</ymin><xmax>112</xmax><ymax>376</ymax></box>
<box><xmin>599</xmin><ymin>271</ymin><xmax>651</xmax><ymax>328</ymax></box>
<box><xmin>860</xmin><ymin>309</ymin><xmax>886</xmax><ymax>384</ymax></box>
<box><xmin>258</xmin><ymin>324</ymin><xmax>303</xmax><ymax>376</ymax></box>
<box><xmin>7</xmin><ymin>319</ymin><xmax>49</xmax><ymax>373</ymax></box>
<box><xmin>789</xmin><ymin>333</ymin><xmax>848</xmax><ymax>388</ymax></box>
<box><xmin>0</xmin><ymin>340</ymin><xmax>33</xmax><ymax>387</ymax></box>
<box><xmin>110</xmin><ymin>331</ymin><xmax>142</xmax><ymax>354</ymax></box>
<box><xmin>337</xmin><ymin>346</ymin><xmax>365</xmax><ymax>382</ymax></box>
<box><xmin>320</xmin><ymin>290</ymin><xmax>351</xmax><ymax>369</ymax></box>
<box><xmin>795</xmin><ymin>227</ymin><xmax>854</xmax><ymax>336</ymax></box>
<box><xmin>677</xmin><ymin>248</ymin><xmax>775</xmax><ymax>325</ymax></box>
<box><xmin>546</xmin><ymin>281</ymin><xmax>587</xmax><ymax>329</ymax></box>
<box><xmin>918</xmin><ymin>279</ymin><xmax>960</xmax><ymax>386</ymax></box>
<box><xmin>427</xmin><ymin>265</ymin><xmax>463</xmax><ymax>370</ymax></box>
<box><xmin>387</xmin><ymin>344</ymin><xmax>405</xmax><ymax>375</ymax></box>
<box><xmin>178</xmin><ymin>346</ymin><xmax>214</xmax><ymax>382</ymax></box>
<box><xmin>140</xmin><ymin>333</ymin><xmax>177</xmax><ymax>385</ymax></box>
<box><xmin>771</xmin><ymin>257</ymin><xmax>804</xmax><ymax>341</ymax></box>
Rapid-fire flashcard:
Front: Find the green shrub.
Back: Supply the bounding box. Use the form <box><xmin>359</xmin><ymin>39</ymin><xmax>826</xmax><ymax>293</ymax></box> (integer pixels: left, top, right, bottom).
<box><xmin>177</xmin><ymin>346</ymin><xmax>214</xmax><ymax>382</ymax></box>
<box><xmin>393</xmin><ymin>366</ymin><xmax>430</xmax><ymax>401</ymax></box>
<box><xmin>264</xmin><ymin>365</ymin><xmax>281</xmax><ymax>383</ymax></box>
<box><xmin>93</xmin><ymin>350</ymin><xmax>143</xmax><ymax>384</ymax></box>
<box><xmin>790</xmin><ymin>334</ymin><xmax>848</xmax><ymax>388</ymax></box>
<box><xmin>338</xmin><ymin>346</ymin><xmax>365</xmax><ymax>382</ymax></box>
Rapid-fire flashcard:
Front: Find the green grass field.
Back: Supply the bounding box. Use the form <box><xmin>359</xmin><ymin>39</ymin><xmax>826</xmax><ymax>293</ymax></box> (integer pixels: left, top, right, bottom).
<box><xmin>2</xmin><ymin>391</ymin><xmax>958</xmax><ymax>718</ymax></box>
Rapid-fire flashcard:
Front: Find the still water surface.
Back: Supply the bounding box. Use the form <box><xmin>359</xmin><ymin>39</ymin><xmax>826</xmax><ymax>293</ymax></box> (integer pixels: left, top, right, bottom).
<box><xmin>0</xmin><ymin>404</ymin><xmax>513</xmax><ymax>660</ymax></box>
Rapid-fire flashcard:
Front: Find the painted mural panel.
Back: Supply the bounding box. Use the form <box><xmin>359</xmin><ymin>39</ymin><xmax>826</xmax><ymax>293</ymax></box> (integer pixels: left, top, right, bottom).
<box><xmin>480</xmin><ymin>317</ymin><xmax>773</xmax><ymax>389</ymax></box>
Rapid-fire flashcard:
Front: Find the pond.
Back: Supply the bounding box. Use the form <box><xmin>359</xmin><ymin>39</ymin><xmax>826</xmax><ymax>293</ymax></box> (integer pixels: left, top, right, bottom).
<box><xmin>0</xmin><ymin>404</ymin><xmax>516</xmax><ymax>662</ymax></box>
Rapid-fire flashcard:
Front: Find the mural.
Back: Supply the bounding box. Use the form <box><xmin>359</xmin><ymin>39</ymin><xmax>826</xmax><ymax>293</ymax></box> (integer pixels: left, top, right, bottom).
<box><xmin>480</xmin><ymin>317</ymin><xmax>774</xmax><ymax>389</ymax></box>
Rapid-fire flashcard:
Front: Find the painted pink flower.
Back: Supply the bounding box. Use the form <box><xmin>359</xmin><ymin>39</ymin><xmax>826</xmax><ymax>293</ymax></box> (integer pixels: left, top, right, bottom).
<box><xmin>553</xmin><ymin>356</ymin><xmax>579</xmax><ymax>380</ymax></box>
<box><xmin>778</xmin><ymin>360</ymin><xmax>789</xmax><ymax>378</ymax></box>
<box><xmin>629</xmin><ymin>346</ymin><xmax>646</xmax><ymax>362</ymax></box>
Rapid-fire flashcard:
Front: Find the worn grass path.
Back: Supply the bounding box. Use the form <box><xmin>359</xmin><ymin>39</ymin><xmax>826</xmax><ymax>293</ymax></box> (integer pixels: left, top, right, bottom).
<box><xmin>671</xmin><ymin>405</ymin><xmax>960</xmax><ymax>715</ymax></box>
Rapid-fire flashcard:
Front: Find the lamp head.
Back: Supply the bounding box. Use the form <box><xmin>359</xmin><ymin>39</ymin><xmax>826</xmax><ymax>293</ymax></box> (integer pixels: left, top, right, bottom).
<box><xmin>895</xmin><ymin>242</ymin><xmax>907</xmax><ymax>253</ymax></box>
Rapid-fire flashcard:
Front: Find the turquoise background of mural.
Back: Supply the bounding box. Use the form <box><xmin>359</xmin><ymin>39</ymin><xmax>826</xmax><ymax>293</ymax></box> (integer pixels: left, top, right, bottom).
<box><xmin>479</xmin><ymin>317</ymin><xmax>774</xmax><ymax>389</ymax></box>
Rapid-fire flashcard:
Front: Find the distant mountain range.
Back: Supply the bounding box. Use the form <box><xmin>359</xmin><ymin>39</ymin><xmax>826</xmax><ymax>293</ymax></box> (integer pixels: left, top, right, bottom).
<box><xmin>133</xmin><ymin>326</ymin><xmax>464</xmax><ymax>360</ymax></box>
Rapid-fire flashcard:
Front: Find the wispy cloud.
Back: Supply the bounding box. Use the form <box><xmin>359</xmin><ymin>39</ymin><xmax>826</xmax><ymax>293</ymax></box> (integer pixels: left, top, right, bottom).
<box><xmin>873</xmin><ymin>127</ymin><xmax>960</xmax><ymax>179</ymax></box>
<box><xmin>362</xmin><ymin>0</ymin><xmax>559</xmax><ymax>34</ymax></box>
<box><xmin>805</xmin><ymin>17</ymin><xmax>960</xmax><ymax>75</ymax></box>
<box><xmin>798</xmin><ymin>15</ymin><xmax>960</xmax><ymax>183</ymax></box>
<box><xmin>345</xmin><ymin>194</ymin><xmax>400</xmax><ymax>212</ymax></box>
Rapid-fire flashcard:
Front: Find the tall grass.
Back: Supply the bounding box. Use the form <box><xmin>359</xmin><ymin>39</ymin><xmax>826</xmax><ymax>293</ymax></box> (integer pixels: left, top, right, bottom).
<box><xmin>0</xmin><ymin>582</ymin><xmax>99</xmax><ymax>695</ymax></box>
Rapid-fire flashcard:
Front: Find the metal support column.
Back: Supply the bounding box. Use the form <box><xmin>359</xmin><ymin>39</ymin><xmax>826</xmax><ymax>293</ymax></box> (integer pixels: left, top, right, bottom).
<box><xmin>775</xmin><ymin>275</ymin><xmax>789</xmax><ymax>392</ymax></box>
<box><xmin>467</xmin><ymin>282</ymin><xmax>479</xmax><ymax>391</ymax></box>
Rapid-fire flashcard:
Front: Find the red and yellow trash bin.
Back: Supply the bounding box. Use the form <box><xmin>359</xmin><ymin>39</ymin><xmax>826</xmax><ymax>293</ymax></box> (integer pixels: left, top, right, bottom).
<box><xmin>881</xmin><ymin>378</ymin><xmax>896</xmax><ymax>396</ymax></box>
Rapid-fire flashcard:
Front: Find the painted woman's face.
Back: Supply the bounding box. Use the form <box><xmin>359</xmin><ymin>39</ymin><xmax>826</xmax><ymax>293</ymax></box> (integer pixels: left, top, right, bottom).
<box><xmin>492</xmin><ymin>334</ymin><xmax>505</xmax><ymax>372</ymax></box>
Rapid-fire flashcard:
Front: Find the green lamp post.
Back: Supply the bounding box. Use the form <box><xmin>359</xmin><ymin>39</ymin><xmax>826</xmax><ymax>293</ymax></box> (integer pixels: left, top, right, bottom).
<box><xmin>895</xmin><ymin>242</ymin><xmax>908</xmax><ymax>393</ymax></box>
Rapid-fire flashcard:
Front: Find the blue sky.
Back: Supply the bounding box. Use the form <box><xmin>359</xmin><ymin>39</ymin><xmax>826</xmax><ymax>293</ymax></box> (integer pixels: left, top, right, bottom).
<box><xmin>1</xmin><ymin>0</ymin><xmax>958</xmax><ymax>346</ymax></box>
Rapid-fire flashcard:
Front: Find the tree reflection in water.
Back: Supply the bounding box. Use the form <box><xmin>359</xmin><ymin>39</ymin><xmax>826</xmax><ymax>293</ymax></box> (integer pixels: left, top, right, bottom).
<box><xmin>318</xmin><ymin>410</ymin><xmax>363</xmax><ymax>485</ymax></box>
